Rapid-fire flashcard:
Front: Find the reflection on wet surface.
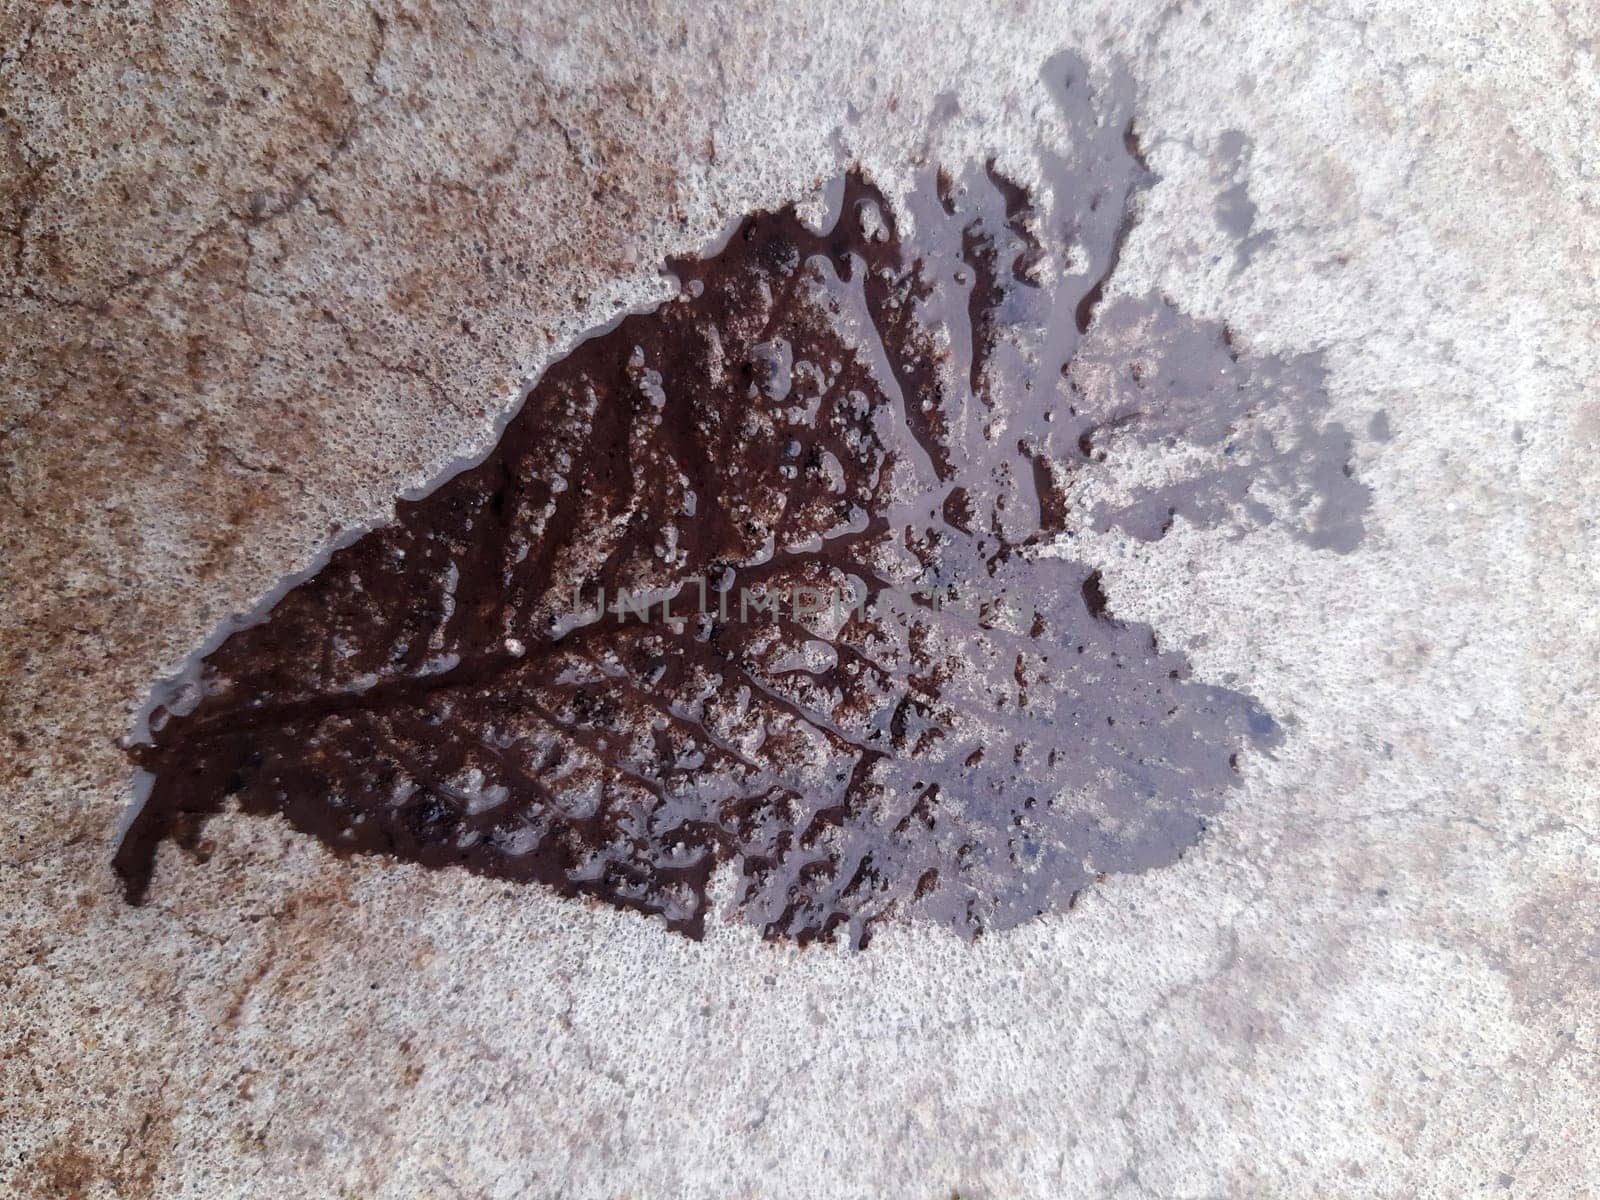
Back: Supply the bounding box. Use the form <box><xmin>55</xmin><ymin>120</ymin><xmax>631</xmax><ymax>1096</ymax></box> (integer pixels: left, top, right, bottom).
<box><xmin>116</xmin><ymin>54</ymin><xmax>1366</xmax><ymax>947</ymax></box>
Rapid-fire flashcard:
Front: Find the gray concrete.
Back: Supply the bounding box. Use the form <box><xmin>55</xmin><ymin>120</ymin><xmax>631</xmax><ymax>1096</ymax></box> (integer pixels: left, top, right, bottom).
<box><xmin>2</xmin><ymin>1</ymin><xmax>1596</xmax><ymax>1196</ymax></box>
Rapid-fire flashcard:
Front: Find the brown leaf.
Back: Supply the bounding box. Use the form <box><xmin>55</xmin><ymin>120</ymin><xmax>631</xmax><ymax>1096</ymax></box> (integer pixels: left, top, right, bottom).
<box><xmin>118</xmin><ymin>56</ymin><xmax>1363</xmax><ymax>948</ymax></box>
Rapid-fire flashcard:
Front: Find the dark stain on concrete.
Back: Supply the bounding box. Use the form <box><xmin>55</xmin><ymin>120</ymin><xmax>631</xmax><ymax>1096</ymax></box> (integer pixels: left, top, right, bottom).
<box><xmin>115</xmin><ymin>56</ymin><xmax>1366</xmax><ymax>947</ymax></box>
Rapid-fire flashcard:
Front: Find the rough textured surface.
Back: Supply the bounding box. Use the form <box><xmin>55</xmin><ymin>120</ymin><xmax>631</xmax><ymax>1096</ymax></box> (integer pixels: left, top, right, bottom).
<box><xmin>2</xmin><ymin>1</ymin><xmax>1597</xmax><ymax>1197</ymax></box>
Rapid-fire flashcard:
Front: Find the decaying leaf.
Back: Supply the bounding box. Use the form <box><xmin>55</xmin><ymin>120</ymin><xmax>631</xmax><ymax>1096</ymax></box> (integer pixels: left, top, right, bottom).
<box><xmin>117</xmin><ymin>55</ymin><xmax>1364</xmax><ymax>947</ymax></box>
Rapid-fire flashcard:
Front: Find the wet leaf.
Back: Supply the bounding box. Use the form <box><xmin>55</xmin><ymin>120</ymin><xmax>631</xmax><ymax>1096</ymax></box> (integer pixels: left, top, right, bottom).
<box><xmin>118</xmin><ymin>56</ymin><xmax>1363</xmax><ymax>947</ymax></box>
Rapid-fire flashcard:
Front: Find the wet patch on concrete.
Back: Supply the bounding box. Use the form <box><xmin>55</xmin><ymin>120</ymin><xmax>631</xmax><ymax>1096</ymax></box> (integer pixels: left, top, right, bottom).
<box><xmin>1212</xmin><ymin>130</ymin><xmax>1274</xmax><ymax>273</ymax></box>
<box><xmin>116</xmin><ymin>55</ymin><xmax>1365</xmax><ymax>947</ymax></box>
<box><xmin>1069</xmin><ymin>298</ymin><xmax>1368</xmax><ymax>552</ymax></box>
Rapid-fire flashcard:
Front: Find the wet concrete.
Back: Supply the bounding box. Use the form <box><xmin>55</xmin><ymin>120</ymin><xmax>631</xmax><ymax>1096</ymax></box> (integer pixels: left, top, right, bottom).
<box><xmin>5</xmin><ymin>2</ymin><xmax>1597</xmax><ymax>1196</ymax></box>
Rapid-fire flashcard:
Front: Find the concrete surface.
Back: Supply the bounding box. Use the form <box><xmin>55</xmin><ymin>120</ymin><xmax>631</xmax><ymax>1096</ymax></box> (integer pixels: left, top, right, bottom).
<box><xmin>2</xmin><ymin>0</ymin><xmax>1597</xmax><ymax>1196</ymax></box>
